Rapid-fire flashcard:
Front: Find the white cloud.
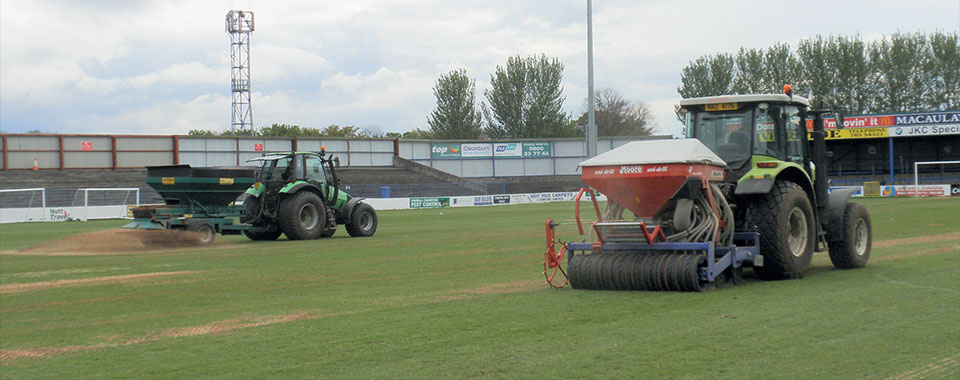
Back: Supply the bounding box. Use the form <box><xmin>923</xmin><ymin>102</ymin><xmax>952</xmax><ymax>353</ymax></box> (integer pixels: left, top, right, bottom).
<box><xmin>77</xmin><ymin>93</ymin><xmax>228</xmax><ymax>135</ymax></box>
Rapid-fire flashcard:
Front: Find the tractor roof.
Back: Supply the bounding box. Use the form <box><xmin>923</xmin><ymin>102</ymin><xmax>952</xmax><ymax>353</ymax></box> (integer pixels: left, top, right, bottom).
<box><xmin>244</xmin><ymin>151</ymin><xmax>325</xmax><ymax>163</ymax></box>
<box><xmin>679</xmin><ymin>94</ymin><xmax>810</xmax><ymax>108</ymax></box>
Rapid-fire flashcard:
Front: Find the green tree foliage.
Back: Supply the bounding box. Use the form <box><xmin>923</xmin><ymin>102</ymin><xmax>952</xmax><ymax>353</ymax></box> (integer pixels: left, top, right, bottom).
<box><xmin>675</xmin><ymin>53</ymin><xmax>736</xmax><ymax>121</ymax></box>
<box><xmin>401</xmin><ymin>128</ymin><xmax>434</xmax><ymax>139</ymax></box>
<box><xmin>185</xmin><ymin>124</ymin><xmax>363</xmax><ymax>137</ymax></box>
<box><xmin>187</xmin><ymin>129</ymin><xmax>217</xmax><ymax>136</ymax></box>
<box><xmin>320</xmin><ymin>124</ymin><xmax>360</xmax><ymax>137</ymax></box>
<box><xmin>259</xmin><ymin>124</ymin><xmax>323</xmax><ymax>137</ymax></box>
<box><xmin>482</xmin><ymin>54</ymin><xmax>577</xmax><ymax>138</ymax></box>
<box><xmin>427</xmin><ymin>69</ymin><xmax>483</xmax><ymax>139</ymax></box>
<box><xmin>677</xmin><ymin>31</ymin><xmax>960</xmax><ymax>115</ymax></box>
<box><xmin>576</xmin><ymin>88</ymin><xmax>655</xmax><ymax>137</ymax></box>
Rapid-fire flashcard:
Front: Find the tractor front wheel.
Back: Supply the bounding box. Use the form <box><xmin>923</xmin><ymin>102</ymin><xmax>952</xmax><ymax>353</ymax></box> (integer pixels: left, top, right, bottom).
<box><xmin>278</xmin><ymin>191</ymin><xmax>325</xmax><ymax>240</ymax></box>
<box><xmin>745</xmin><ymin>180</ymin><xmax>815</xmax><ymax>280</ymax></box>
<box><xmin>828</xmin><ymin>203</ymin><xmax>872</xmax><ymax>269</ymax></box>
<box><xmin>346</xmin><ymin>203</ymin><xmax>378</xmax><ymax>237</ymax></box>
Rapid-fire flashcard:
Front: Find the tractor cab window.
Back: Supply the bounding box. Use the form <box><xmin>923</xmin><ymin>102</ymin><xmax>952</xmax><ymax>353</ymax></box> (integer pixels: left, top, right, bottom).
<box><xmin>753</xmin><ymin>104</ymin><xmax>785</xmax><ymax>159</ymax></box>
<box><xmin>783</xmin><ymin>106</ymin><xmax>805</xmax><ymax>165</ymax></box>
<box><xmin>752</xmin><ymin>104</ymin><xmax>804</xmax><ymax>163</ymax></box>
<box><xmin>304</xmin><ymin>154</ymin><xmax>327</xmax><ymax>184</ymax></box>
<box><xmin>690</xmin><ymin>110</ymin><xmax>752</xmax><ymax>169</ymax></box>
<box><xmin>261</xmin><ymin>156</ymin><xmax>295</xmax><ymax>182</ymax></box>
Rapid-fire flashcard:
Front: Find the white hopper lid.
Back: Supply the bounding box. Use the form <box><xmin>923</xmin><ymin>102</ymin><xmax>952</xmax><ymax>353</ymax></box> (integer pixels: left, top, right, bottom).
<box><xmin>579</xmin><ymin>139</ymin><xmax>727</xmax><ymax>168</ymax></box>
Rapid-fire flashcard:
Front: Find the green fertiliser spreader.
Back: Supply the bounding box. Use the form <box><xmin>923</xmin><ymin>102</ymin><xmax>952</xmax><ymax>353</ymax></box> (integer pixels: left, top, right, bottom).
<box><xmin>124</xmin><ymin>149</ymin><xmax>378</xmax><ymax>245</ymax></box>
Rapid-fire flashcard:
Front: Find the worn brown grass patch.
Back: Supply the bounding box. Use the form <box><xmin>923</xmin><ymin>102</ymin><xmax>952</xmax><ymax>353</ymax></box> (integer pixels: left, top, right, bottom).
<box><xmin>459</xmin><ymin>279</ymin><xmax>543</xmax><ymax>295</ymax></box>
<box><xmin>0</xmin><ymin>271</ymin><xmax>202</xmax><ymax>295</ymax></box>
<box><xmin>885</xmin><ymin>353</ymin><xmax>959</xmax><ymax>380</ymax></box>
<box><xmin>0</xmin><ymin>310</ymin><xmax>336</xmax><ymax>362</ymax></box>
<box><xmin>874</xmin><ymin>245</ymin><xmax>960</xmax><ymax>262</ymax></box>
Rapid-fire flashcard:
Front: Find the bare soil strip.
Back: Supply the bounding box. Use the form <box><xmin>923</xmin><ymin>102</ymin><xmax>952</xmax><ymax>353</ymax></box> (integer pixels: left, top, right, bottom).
<box><xmin>0</xmin><ymin>271</ymin><xmax>201</xmax><ymax>295</ymax></box>
<box><xmin>873</xmin><ymin>232</ymin><xmax>960</xmax><ymax>249</ymax></box>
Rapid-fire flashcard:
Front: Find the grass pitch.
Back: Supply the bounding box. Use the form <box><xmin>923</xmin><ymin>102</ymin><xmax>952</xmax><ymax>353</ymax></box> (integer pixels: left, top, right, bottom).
<box><xmin>1</xmin><ymin>197</ymin><xmax>958</xmax><ymax>379</ymax></box>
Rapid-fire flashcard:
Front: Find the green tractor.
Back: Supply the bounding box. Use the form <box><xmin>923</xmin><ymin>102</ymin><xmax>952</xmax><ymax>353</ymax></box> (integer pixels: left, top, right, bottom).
<box><xmin>678</xmin><ymin>88</ymin><xmax>871</xmax><ymax>279</ymax></box>
<box><xmin>240</xmin><ymin>150</ymin><xmax>378</xmax><ymax>241</ymax></box>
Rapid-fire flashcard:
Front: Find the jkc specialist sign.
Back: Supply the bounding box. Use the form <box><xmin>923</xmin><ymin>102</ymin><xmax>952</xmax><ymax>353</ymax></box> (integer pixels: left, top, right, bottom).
<box><xmin>890</xmin><ymin>124</ymin><xmax>960</xmax><ymax>137</ymax></box>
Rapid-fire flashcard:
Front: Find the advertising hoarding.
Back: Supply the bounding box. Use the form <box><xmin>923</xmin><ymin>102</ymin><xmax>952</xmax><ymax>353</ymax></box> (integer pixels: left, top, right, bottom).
<box><xmin>431</xmin><ymin>143</ymin><xmax>461</xmax><ymax>159</ymax></box>
<box><xmin>460</xmin><ymin>143</ymin><xmax>493</xmax><ymax>158</ymax></box>
<box><xmin>522</xmin><ymin>142</ymin><xmax>551</xmax><ymax>157</ymax></box>
<box><xmin>493</xmin><ymin>143</ymin><xmax>522</xmax><ymax>157</ymax></box>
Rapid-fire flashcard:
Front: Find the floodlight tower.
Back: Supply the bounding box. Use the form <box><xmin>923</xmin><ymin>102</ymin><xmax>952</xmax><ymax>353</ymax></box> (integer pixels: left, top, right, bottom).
<box><xmin>226</xmin><ymin>10</ymin><xmax>254</xmax><ymax>134</ymax></box>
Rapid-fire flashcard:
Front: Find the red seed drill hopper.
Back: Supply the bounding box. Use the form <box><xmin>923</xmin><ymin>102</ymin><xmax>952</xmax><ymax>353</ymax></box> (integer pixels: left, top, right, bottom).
<box><xmin>543</xmin><ymin>139</ymin><xmax>759</xmax><ymax>291</ymax></box>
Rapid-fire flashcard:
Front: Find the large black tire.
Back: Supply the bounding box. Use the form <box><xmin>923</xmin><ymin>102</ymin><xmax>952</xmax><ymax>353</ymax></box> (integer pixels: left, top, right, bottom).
<box><xmin>744</xmin><ymin>180</ymin><xmax>816</xmax><ymax>280</ymax></box>
<box><xmin>828</xmin><ymin>203</ymin><xmax>872</xmax><ymax>269</ymax></box>
<box><xmin>278</xmin><ymin>191</ymin><xmax>325</xmax><ymax>240</ymax></box>
<box><xmin>346</xmin><ymin>203</ymin><xmax>378</xmax><ymax>237</ymax></box>
<box><xmin>240</xmin><ymin>194</ymin><xmax>260</xmax><ymax>223</ymax></box>
<box><xmin>185</xmin><ymin>220</ymin><xmax>216</xmax><ymax>246</ymax></box>
<box><xmin>244</xmin><ymin>229</ymin><xmax>282</xmax><ymax>241</ymax></box>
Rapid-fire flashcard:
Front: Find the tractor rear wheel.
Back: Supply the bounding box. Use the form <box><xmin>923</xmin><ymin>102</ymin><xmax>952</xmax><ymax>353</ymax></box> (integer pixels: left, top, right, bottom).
<box><xmin>278</xmin><ymin>191</ymin><xmax>325</xmax><ymax>240</ymax></box>
<box><xmin>185</xmin><ymin>221</ymin><xmax>216</xmax><ymax>246</ymax></box>
<box><xmin>828</xmin><ymin>203</ymin><xmax>872</xmax><ymax>269</ymax></box>
<box><xmin>244</xmin><ymin>228</ymin><xmax>282</xmax><ymax>241</ymax></box>
<box><xmin>745</xmin><ymin>180</ymin><xmax>815</xmax><ymax>280</ymax></box>
<box><xmin>346</xmin><ymin>203</ymin><xmax>378</xmax><ymax>237</ymax></box>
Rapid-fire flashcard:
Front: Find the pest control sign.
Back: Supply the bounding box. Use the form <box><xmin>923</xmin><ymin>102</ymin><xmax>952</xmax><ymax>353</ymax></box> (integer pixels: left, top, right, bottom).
<box><xmin>410</xmin><ymin>197</ymin><xmax>450</xmax><ymax>209</ymax></box>
<box><xmin>254</xmin><ymin>143</ymin><xmax>264</xmax><ymax>152</ymax></box>
<box><xmin>81</xmin><ymin>141</ymin><xmax>93</xmax><ymax>151</ymax></box>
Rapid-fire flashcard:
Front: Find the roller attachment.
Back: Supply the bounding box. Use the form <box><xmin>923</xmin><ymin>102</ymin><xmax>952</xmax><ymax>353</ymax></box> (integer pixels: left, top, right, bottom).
<box><xmin>568</xmin><ymin>251</ymin><xmax>711</xmax><ymax>292</ymax></box>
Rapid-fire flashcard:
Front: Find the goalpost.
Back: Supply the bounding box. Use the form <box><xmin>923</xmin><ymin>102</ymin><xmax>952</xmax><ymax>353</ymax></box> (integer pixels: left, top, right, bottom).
<box><xmin>912</xmin><ymin>160</ymin><xmax>960</xmax><ymax>197</ymax></box>
<box><xmin>0</xmin><ymin>188</ymin><xmax>140</xmax><ymax>223</ymax></box>
<box><xmin>0</xmin><ymin>188</ymin><xmax>46</xmax><ymax>222</ymax></box>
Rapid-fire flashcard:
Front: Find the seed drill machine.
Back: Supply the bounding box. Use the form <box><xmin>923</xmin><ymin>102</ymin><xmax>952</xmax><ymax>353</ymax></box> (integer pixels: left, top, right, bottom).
<box><xmin>544</xmin><ymin>88</ymin><xmax>872</xmax><ymax>291</ymax></box>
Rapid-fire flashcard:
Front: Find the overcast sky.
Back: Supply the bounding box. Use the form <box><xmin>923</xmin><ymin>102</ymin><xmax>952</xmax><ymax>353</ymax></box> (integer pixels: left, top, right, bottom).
<box><xmin>2</xmin><ymin>0</ymin><xmax>958</xmax><ymax>137</ymax></box>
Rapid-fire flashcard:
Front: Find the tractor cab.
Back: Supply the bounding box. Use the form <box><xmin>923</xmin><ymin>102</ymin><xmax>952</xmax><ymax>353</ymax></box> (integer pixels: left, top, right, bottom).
<box><xmin>679</xmin><ymin>94</ymin><xmax>812</xmax><ymax>180</ymax></box>
<box><xmin>248</xmin><ymin>151</ymin><xmax>338</xmax><ymax>193</ymax></box>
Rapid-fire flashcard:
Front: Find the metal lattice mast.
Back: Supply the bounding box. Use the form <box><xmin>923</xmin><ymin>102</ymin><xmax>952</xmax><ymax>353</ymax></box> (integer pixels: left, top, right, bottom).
<box><xmin>226</xmin><ymin>10</ymin><xmax>254</xmax><ymax>134</ymax></box>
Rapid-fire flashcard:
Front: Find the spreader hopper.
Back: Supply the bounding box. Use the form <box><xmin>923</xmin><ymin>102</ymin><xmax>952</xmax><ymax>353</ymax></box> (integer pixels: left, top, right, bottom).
<box><xmin>578</xmin><ymin>140</ymin><xmax>726</xmax><ymax>218</ymax></box>
<box><xmin>145</xmin><ymin>165</ymin><xmax>257</xmax><ymax>207</ymax></box>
